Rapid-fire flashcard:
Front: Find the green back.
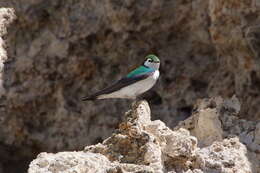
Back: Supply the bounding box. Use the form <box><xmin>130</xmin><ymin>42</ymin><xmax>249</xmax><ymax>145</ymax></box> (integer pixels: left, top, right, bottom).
<box><xmin>126</xmin><ymin>66</ymin><xmax>154</xmax><ymax>78</ymax></box>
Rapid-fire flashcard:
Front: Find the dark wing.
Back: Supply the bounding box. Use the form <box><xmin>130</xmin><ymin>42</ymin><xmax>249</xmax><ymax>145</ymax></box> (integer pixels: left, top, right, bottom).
<box><xmin>82</xmin><ymin>71</ymin><xmax>154</xmax><ymax>101</ymax></box>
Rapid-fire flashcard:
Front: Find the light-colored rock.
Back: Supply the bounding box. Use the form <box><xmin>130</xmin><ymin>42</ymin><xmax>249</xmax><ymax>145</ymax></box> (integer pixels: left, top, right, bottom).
<box><xmin>176</xmin><ymin>97</ymin><xmax>223</xmax><ymax>147</ymax></box>
<box><xmin>28</xmin><ymin>152</ymin><xmax>112</xmax><ymax>173</ymax></box>
<box><xmin>29</xmin><ymin>151</ymin><xmax>156</xmax><ymax>173</ymax></box>
<box><xmin>144</xmin><ymin>120</ymin><xmax>197</xmax><ymax>159</ymax></box>
<box><xmin>0</xmin><ymin>0</ymin><xmax>260</xmax><ymax>172</ymax></box>
<box><xmin>0</xmin><ymin>8</ymin><xmax>15</xmax><ymax>97</ymax></box>
<box><xmin>197</xmin><ymin>138</ymin><xmax>252</xmax><ymax>173</ymax></box>
<box><xmin>29</xmin><ymin>100</ymin><xmax>254</xmax><ymax>173</ymax></box>
<box><xmin>193</xmin><ymin>109</ymin><xmax>223</xmax><ymax>146</ymax></box>
<box><xmin>177</xmin><ymin>97</ymin><xmax>260</xmax><ymax>173</ymax></box>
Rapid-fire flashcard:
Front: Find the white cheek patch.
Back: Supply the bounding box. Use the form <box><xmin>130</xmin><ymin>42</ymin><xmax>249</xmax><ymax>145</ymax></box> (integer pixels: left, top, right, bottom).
<box><xmin>145</xmin><ymin>61</ymin><xmax>159</xmax><ymax>70</ymax></box>
<box><xmin>144</xmin><ymin>61</ymin><xmax>151</xmax><ymax>67</ymax></box>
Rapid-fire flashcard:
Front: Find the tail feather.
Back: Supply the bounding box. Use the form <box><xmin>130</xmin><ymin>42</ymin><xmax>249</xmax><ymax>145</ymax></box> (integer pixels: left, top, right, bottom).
<box><xmin>81</xmin><ymin>96</ymin><xmax>97</xmax><ymax>101</ymax></box>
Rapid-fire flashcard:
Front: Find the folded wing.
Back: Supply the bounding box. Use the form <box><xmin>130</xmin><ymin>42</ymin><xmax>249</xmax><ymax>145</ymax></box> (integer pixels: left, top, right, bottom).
<box><xmin>82</xmin><ymin>67</ymin><xmax>155</xmax><ymax>101</ymax></box>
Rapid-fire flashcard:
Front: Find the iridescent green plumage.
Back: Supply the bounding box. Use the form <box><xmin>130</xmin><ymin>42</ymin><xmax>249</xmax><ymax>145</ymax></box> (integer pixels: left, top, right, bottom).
<box><xmin>145</xmin><ymin>54</ymin><xmax>160</xmax><ymax>63</ymax></box>
<box><xmin>126</xmin><ymin>66</ymin><xmax>154</xmax><ymax>78</ymax></box>
<box><xmin>126</xmin><ymin>54</ymin><xmax>159</xmax><ymax>78</ymax></box>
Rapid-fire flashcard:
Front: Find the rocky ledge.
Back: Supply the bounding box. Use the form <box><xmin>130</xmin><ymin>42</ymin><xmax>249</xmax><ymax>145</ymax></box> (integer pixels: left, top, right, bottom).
<box><xmin>28</xmin><ymin>97</ymin><xmax>260</xmax><ymax>173</ymax></box>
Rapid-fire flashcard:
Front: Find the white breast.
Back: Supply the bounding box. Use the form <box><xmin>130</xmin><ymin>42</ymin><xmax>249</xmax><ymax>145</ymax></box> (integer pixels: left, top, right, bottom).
<box><xmin>153</xmin><ymin>70</ymin><xmax>159</xmax><ymax>80</ymax></box>
<box><xmin>99</xmin><ymin>70</ymin><xmax>160</xmax><ymax>99</ymax></box>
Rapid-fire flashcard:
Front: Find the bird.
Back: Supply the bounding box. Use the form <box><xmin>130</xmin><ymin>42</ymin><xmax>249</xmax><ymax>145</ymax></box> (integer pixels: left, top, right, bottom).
<box><xmin>82</xmin><ymin>54</ymin><xmax>160</xmax><ymax>101</ymax></box>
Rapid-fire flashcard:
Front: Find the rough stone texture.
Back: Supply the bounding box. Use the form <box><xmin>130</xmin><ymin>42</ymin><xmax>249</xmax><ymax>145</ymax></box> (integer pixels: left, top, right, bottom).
<box><xmin>0</xmin><ymin>0</ymin><xmax>260</xmax><ymax>173</ymax></box>
<box><xmin>0</xmin><ymin>8</ymin><xmax>15</xmax><ymax>97</ymax></box>
<box><xmin>28</xmin><ymin>152</ymin><xmax>115</xmax><ymax>173</ymax></box>
<box><xmin>255</xmin><ymin>122</ymin><xmax>260</xmax><ymax>145</ymax></box>
<box><xmin>176</xmin><ymin>97</ymin><xmax>260</xmax><ymax>172</ymax></box>
<box><xmin>28</xmin><ymin>101</ymin><xmax>254</xmax><ymax>173</ymax></box>
<box><xmin>207</xmin><ymin>0</ymin><xmax>260</xmax><ymax>121</ymax></box>
<box><xmin>0</xmin><ymin>7</ymin><xmax>19</xmax><ymax>173</ymax></box>
<box><xmin>197</xmin><ymin>138</ymin><xmax>252</xmax><ymax>173</ymax></box>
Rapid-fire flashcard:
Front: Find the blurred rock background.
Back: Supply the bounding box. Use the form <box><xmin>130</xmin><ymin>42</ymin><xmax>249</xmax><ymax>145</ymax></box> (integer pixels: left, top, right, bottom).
<box><xmin>0</xmin><ymin>0</ymin><xmax>260</xmax><ymax>172</ymax></box>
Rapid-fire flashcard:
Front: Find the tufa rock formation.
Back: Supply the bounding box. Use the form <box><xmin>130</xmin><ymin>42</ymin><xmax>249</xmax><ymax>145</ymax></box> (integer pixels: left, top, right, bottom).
<box><xmin>0</xmin><ymin>0</ymin><xmax>260</xmax><ymax>172</ymax></box>
<box><xmin>176</xmin><ymin>96</ymin><xmax>260</xmax><ymax>172</ymax></box>
<box><xmin>28</xmin><ymin>99</ymin><xmax>258</xmax><ymax>173</ymax></box>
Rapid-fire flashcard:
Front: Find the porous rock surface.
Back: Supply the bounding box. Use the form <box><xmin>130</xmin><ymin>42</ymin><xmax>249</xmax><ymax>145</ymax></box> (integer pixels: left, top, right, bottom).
<box><xmin>0</xmin><ymin>7</ymin><xmax>16</xmax><ymax>173</ymax></box>
<box><xmin>0</xmin><ymin>0</ymin><xmax>260</xmax><ymax>172</ymax></box>
<box><xmin>28</xmin><ymin>100</ymin><xmax>256</xmax><ymax>173</ymax></box>
<box><xmin>176</xmin><ymin>96</ymin><xmax>260</xmax><ymax>172</ymax></box>
<box><xmin>0</xmin><ymin>8</ymin><xmax>15</xmax><ymax>97</ymax></box>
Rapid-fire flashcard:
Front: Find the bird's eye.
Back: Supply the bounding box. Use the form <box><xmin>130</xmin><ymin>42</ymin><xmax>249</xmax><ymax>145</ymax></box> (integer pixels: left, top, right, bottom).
<box><xmin>148</xmin><ymin>59</ymin><xmax>153</xmax><ymax>62</ymax></box>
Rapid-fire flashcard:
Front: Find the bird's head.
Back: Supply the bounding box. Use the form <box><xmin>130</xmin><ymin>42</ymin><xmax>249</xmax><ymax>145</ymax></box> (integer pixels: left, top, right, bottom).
<box><xmin>144</xmin><ymin>54</ymin><xmax>160</xmax><ymax>70</ymax></box>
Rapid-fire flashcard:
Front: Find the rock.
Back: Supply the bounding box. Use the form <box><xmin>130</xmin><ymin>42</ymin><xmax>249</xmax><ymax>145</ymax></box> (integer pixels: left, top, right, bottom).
<box><xmin>192</xmin><ymin>108</ymin><xmax>223</xmax><ymax>147</ymax></box>
<box><xmin>176</xmin><ymin>97</ymin><xmax>260</xmax><ymax>172</ymax></box>
<box><xmin>207</xmin><ymin>0</ymin><xmax>260</xmax><ymax>121</ymax></box>
<box><xmin>28</xmin><ymin>152</ymin><xmax>113</xmax><ymax>173</ymax></box>
<box><xmin>0</xmin><ymin>1</ymin><xmax>260</xmax><ymax>172</ymax></box>
<box><xmin>255</xmin><ymin>122</ymin><xmax>260</xmax><ymax>145</ymax></box>
<box><xmin>0</xmin><ymin>8</ymin><xmax>15</xmax><ymax>97</ymax></box>
<box><xmin>197</xmin><ymin>138</ymin><xmax>252</xmax><ymax>173</ymax></box>
<box><xmin>175</xmin><ymin>97</ymin><xmax>224</xmax><ymax>147</ymax></box>
<box><xmin>28</xmin><ymin>101</ymin><xmax>255</xmax><ymax>173</ymax></box>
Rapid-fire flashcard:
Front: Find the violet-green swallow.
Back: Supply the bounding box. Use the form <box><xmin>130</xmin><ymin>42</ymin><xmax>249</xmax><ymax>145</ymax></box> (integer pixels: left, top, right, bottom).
<box><xmin>82</xmin><ymin>54</ymin><xmax>160</xmax><ymax>100</ymax></box>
